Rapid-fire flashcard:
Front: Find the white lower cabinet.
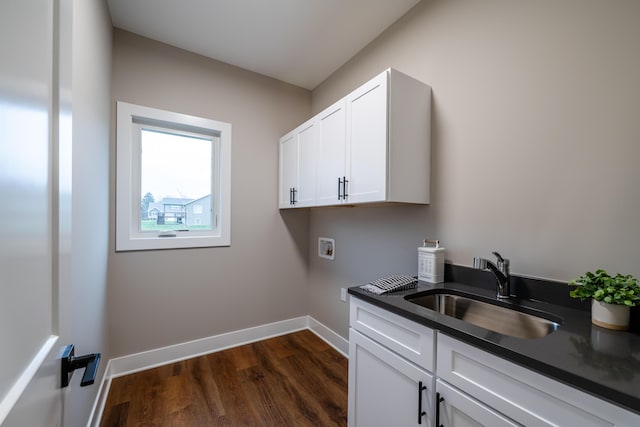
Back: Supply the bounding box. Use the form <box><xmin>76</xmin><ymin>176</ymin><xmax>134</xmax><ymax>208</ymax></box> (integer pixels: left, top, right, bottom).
<box><xmin>349</xmin><ymin>298</ymin><xmax>436</xmax><ymax>427</ymax></box>
<box><xmin>437</xmin><ymin>334</ymin><xmax>638</xmax><ymax>427</ymax></box>
<box><xmin>435</xmin><ymin>379</ymin><xmax>518</xmax><ymax>427</ymax></box>
<box><xmin>349</xmin><ymin>297</ymin><xmax>640</xmax><ymax>427</ymax></box>
<box><xmin>349</xmin><ymin>329</ymin><xmax>434</xmax><ymax>427</ymax></box>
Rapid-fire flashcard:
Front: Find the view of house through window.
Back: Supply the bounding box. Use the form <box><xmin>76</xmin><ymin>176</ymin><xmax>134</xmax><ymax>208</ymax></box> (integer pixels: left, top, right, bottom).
<box><xmin>139</xmin><ymin>126</ymin><xmax>215</xmax><ymax>232</ymax></box>
<box><xmin>116</xmin><ymin>101</ymin><xmax>231</xmax><ymax>251</ymax></box>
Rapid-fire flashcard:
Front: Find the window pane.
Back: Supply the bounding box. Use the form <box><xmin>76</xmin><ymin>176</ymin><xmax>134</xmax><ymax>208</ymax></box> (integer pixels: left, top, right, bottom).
<box><xmin>117</xmin><ymin>102</ymin><xmax>231</xmax><ymax>250</ymax></box>
<box><xmin>140</xmin><ymin>128</ymin><xmax>212</xmax><ymax>232</ymax></box>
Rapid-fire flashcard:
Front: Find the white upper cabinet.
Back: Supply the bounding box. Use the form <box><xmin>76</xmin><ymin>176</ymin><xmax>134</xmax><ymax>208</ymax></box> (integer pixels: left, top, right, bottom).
<box><xmin>345</xmin><ymin>71</ymin><xmax>389</xmax><ymax>204</ymax></box>
<box><xmin>316</xmin><ymin>99</ymin><xmax>347</xmax><ymax>206</ymax></box>
<box><xmin>279</xmin><ymin>68</ymin><xmax>431</xmax><ymax>209</ymax></box>
<box><xmin>278</xmin><ymin>117</ymin><xmax>318</xmax><ymax>208</ymax></box>
<box><xmin>296</xmin><ymin>119</ymin><xmax>318</xmax><ymax>206</ymax></box>
<box><xmin>279</xmin><ymin>130</ymin><xmax>297</xmax><ymax>208</ymax></box>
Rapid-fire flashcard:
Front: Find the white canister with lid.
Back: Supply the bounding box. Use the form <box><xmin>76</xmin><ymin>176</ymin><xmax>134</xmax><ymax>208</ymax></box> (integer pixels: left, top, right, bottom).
<box><xmin>418</xmin><ymin>239</ymin><xmax>445</xmax><ymax>283</ymax></box>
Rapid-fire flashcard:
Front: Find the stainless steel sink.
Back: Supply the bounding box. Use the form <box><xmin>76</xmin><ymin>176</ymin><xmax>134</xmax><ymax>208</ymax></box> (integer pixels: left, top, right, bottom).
<box><xmin>405</xmin><ymin>290</ymin><xmax>561</xmax><ymax>339</ymax></box>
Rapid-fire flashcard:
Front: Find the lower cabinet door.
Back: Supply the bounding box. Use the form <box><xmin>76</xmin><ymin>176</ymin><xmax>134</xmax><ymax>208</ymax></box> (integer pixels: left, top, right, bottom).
<box><xmin>348</xmin><ymin>329</ymin><xmax>434</xmax><ymax>427</ymax></box>
<box><xmin>435</xmin><ymin>380</ymin><xmax>520</xmax><ymax>427</ymax></box>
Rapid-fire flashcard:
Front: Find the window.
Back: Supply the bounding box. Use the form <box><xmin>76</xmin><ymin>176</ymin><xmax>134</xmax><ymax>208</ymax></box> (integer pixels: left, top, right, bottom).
<box><xmin>116</xmin><ymin>102</ymin><xmax>231</xmax><ymax>251</ymax></box>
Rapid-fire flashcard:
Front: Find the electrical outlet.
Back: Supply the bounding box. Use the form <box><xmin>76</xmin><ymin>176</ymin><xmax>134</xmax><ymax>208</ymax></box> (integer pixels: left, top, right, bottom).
<box><xmin>340</xmin><ymin>288</ymin><xmax>347</xmax><ymax>302</ymax></box>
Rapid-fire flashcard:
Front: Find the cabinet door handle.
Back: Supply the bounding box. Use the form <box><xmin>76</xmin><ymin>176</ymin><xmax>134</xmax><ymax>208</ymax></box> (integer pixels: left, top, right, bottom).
<box><xmin>289</xmin><ymin>188</ymin><xmax>293</xmax><ymax>205</ymax></box>
<box><xmin>338</xmin><ymin>177</ymin><xmax>343</xmax><ymax>200</ymax></box>
<box><xmin>435</xmin><ymin>392</ymin><xmax>444</xmax><ymax>427</ymax></box>
<box><xmin>343</xmin><ymin>177</ymin><xmax>348</xmax><ymax>198</ymax></box>
<box><xmin>418</xmin><ymin>381</ymin><xmax>427</xmax><ymax>424</ymax></box>
<box><xmin>292</xmin><ymin>188</ymin><xmax>297</xmax><ymax>205</ymax></box>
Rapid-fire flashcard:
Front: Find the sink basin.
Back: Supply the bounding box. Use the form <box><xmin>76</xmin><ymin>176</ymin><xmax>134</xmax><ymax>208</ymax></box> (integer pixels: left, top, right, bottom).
<box><xmin>405</xmin><ymin>290</ymin><xmax>562</xmax><ymax>339</ymax></box>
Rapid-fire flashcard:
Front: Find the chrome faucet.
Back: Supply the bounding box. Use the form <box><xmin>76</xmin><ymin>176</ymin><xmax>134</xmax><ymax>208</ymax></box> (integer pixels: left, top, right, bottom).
<box><xmin>473</xmin><ymin>251</ymin><xmax>511</xmax><ymax>299</ymax></box>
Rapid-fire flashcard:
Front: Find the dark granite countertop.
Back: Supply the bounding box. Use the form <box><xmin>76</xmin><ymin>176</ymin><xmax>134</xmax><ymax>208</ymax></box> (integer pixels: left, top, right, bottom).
<box><xmin>348</xmin><ymin>265</ymin><xmax>640</xmax><ymax>415</ymax></box>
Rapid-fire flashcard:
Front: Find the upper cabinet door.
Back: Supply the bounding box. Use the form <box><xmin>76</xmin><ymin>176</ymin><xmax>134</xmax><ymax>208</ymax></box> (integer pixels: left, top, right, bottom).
<box><xmin>345</xmin><ymin>71</ymin><xmax>388</xmax><ymax>204</ymax></box>
<box><xmin>316</xmin><ymin>99</ymin><xmax>347</xmax><ymax>206</ymax></box>
<box><xmin>278</xmin><ymin>130</ymin><xmax>297</xmax><ymax>208</ymax></box>
<box><xmin>279</xmin><ymin>117</ymin><xmax>318</xmax><ymax>208</ymax></box>
<box><xmin>295</xmin><ymin>118</ymin><xmax>318</xmax><ymax>207</ymax></box>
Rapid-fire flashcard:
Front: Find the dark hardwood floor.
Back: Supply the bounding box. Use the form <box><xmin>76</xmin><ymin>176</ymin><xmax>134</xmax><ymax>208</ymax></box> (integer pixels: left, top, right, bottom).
<box><xmin>100</xmin><ymin>330</ymin><xmax>348</xmax><ymax>426</ymax></box>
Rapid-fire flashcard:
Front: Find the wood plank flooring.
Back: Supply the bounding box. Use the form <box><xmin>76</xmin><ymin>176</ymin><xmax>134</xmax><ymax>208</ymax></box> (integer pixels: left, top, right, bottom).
<box><xmin>100</xmin><ymin>330</ymin><xmax>348</xmax><ymax>426</ymax></box>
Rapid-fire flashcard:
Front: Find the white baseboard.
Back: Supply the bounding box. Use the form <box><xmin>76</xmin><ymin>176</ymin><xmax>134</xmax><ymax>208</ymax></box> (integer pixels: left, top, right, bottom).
<box><xmin>86</xmin><ymin>316</ymin><xmax>346</xmax><ymax>427</ymax></box>
<box><xmin>108</xmin><ymin>316</ymin><xmax>309</xmax><ymax>379</ymax></box>
<box><xmin>87</xmin><ymin>364</ymin><xmax>112</xmax><ymax>427</ymax></box>
<box><xmin>308</xmin><ymin>317</ymin><xmax>349</xmax><ymax>356</ymax></box>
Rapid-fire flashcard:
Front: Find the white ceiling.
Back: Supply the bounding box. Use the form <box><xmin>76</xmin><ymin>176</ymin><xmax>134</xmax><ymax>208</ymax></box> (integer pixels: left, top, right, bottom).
<box><xmin>106</xmin><ymin>0</ymin><xmax>421</xmax><ymax>90</ymax></box>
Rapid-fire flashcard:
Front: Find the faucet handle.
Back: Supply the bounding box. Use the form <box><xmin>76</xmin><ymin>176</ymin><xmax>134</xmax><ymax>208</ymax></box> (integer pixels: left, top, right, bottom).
<box><xmin>492</xmin><ymin>251</ymin><xmax>510</xmax><ymax>273</ymax></box>
<box><xmin>492</xmin><ymin>251</ymin><xmax>505</xmax><ymax>262</ymax></box>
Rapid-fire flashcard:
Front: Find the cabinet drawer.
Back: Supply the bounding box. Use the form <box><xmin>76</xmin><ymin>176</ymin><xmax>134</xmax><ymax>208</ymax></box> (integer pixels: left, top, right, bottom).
<box><xmin>437</xmin><ymin>334</ymin><xmax>638</xmax><ymax>426</ymax></box>
<box><xmin>350</xmin><ymin>297</ymin><xmax>435</xmax><ymax>372</ymax></box>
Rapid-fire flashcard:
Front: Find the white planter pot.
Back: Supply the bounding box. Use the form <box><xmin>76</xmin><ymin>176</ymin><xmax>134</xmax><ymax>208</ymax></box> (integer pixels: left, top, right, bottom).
<box><xmin>591</xmin><ymin>299</ymin><xmax>630</xmax><ymax>331</ymax></box>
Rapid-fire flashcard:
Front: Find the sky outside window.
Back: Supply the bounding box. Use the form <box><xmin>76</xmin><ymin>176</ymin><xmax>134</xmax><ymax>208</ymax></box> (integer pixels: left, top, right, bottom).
<box><xmin>140</xmin><ymin>128</ymin><xmax>212</xmax><ymax>201</ymax></box>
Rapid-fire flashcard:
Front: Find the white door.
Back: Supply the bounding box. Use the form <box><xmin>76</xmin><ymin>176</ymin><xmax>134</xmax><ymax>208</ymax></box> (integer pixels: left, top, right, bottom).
<box><xmin>0</xmin><ymin>0</ymin><xmax>72</xmax><ymax>425</ymax></box>
<box><xmin>316</xmin><ymin>99</ymin><xmax>347</xmax><ymax>206</ymax></box>
<box><xmin>345</xmin><ymin>71</ymin><xmax>388</xmax><ymax>204</ymax></box>
<box><xmin>435</xmin><ymin>380</ymin><xmax>519</xmax><ymax>427</ymax></box>
<box><xmin>348</xmin><ymin>329</ymin><xmax>433</xmax><ymax>427</ymax></box>
<box><xmin>279</xmin><ymin>130</ymin><xmax>297</xmax><ymax>208</ymax></box>
<box><xmin>296</xmin><ymin>118</ymin><xmax>318</xmax><ymax>207</ymax></box>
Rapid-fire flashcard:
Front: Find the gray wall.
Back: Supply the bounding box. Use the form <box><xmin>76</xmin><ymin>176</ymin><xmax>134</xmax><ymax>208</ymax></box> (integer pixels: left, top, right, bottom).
<box><xmin>308</xmin><ymin>0</ymin><xmax>640</xmax><ymax>338</ymax></box>
<box><xmin>106</xmin><ymin>0</ymin><xmax>640</xmax><ymax>357</ymax></box>
<box><xmin>68</xmin><ymin>0</ymin><xmax>113</xmax><ymax>425</ymax></box>
<box><xmin>108</xmin><ymin>30</ymin><xmax>312</xmax><ymax>357</ymax></box>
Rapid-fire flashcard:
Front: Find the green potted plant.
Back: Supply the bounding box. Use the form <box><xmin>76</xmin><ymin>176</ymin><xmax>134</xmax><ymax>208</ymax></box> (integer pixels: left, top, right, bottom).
<box><xmin>569</xmin><ymin>269</ymin><xmax>640</xmax><ymax>330</ymax></box>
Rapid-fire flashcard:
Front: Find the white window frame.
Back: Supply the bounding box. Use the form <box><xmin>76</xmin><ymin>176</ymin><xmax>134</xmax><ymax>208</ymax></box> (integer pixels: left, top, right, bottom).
<box><xmin>116</xmin><ymin>101</ymin><xmax>231</xmax><ymax>251</ymax></box>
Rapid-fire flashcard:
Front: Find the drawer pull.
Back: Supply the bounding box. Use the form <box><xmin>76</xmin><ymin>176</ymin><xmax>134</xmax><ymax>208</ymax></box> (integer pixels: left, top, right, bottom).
<box><xmin>418</xmin><ymin>381</ymin><xmax>427</xmax><ymax>424</ymax></box>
